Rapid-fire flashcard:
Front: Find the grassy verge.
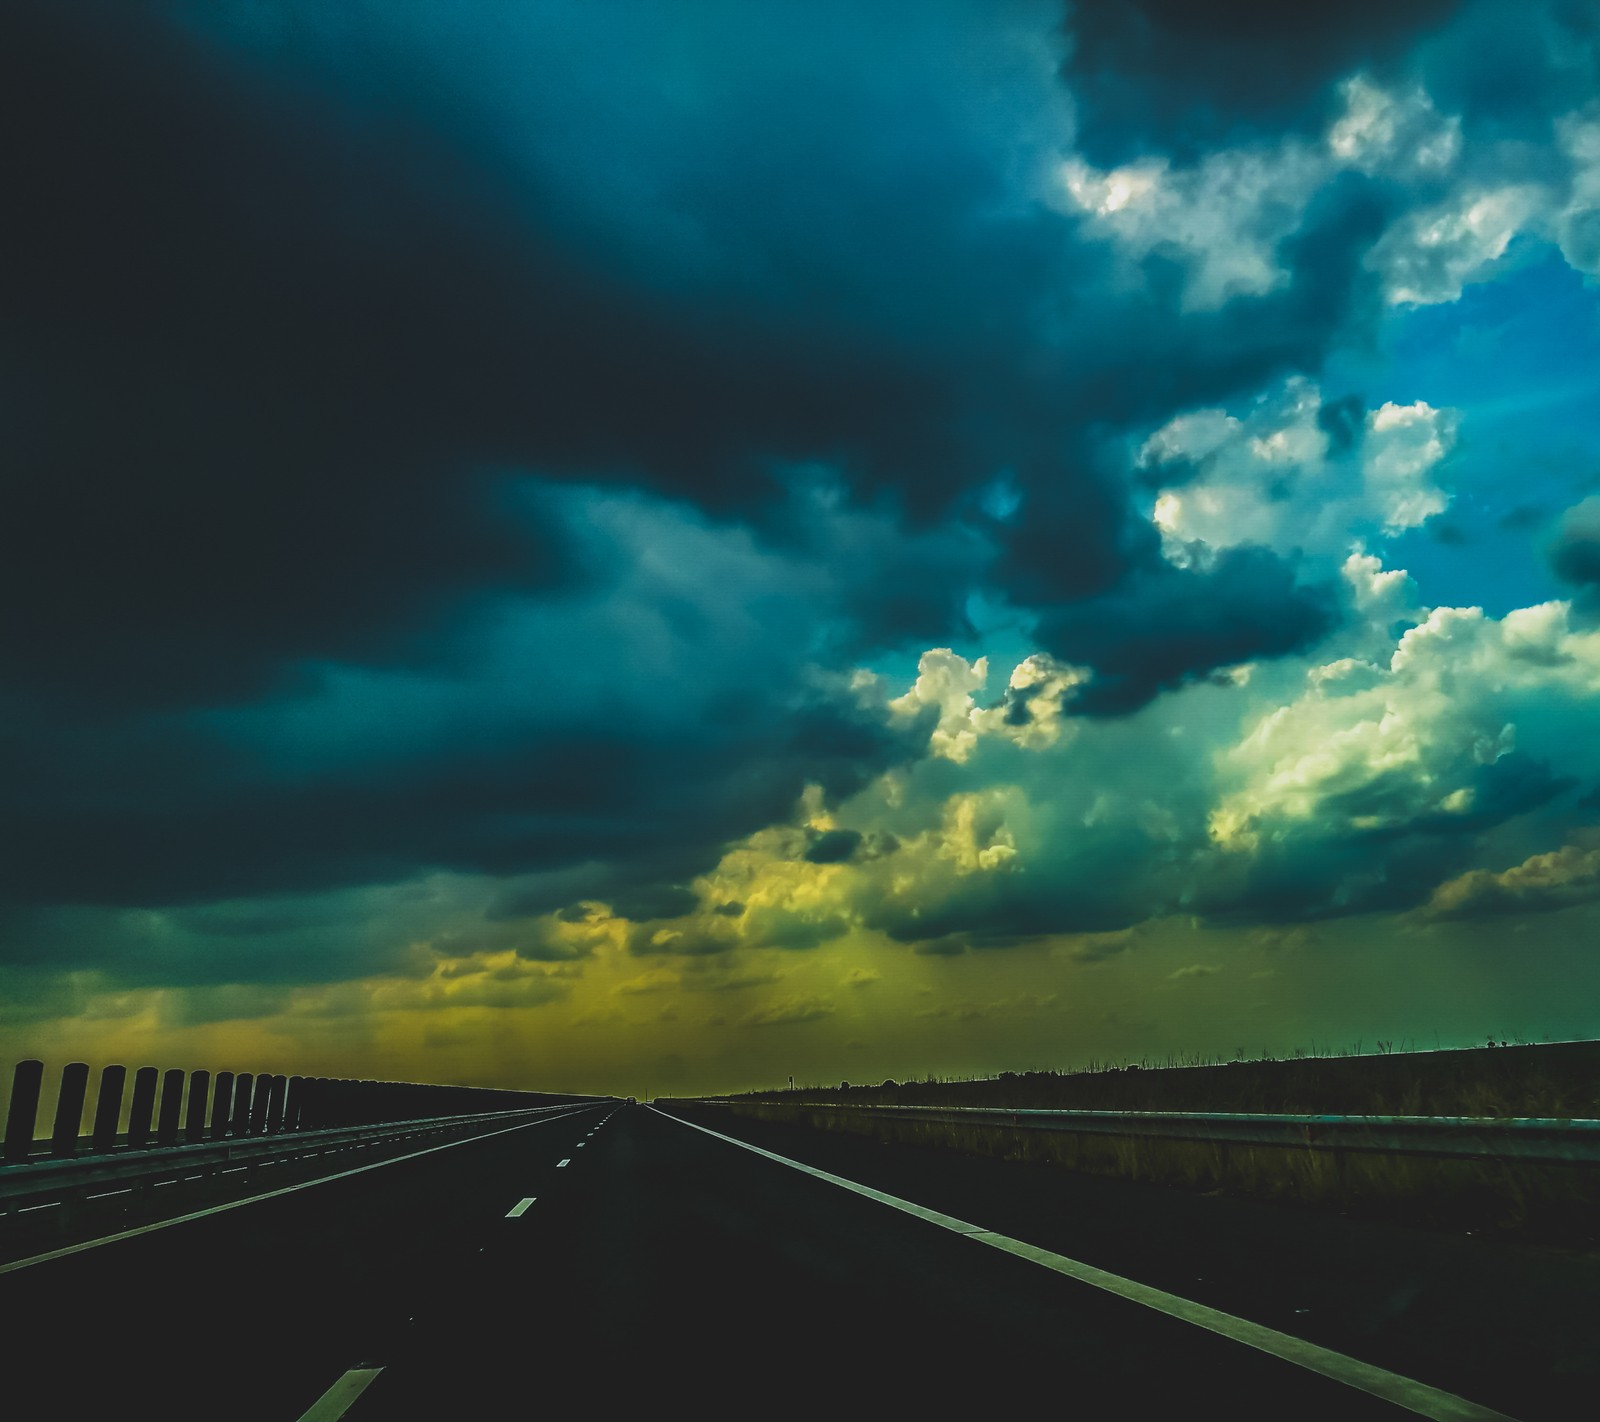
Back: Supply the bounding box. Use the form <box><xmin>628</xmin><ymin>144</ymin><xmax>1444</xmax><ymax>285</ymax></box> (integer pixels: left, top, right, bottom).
<box><xmin>750</xmin><ymin>1040</ymin><xmax>1600</xmax><ymax>1118</ymax></box>
<box><xmin>722</xmin><ymin>1041</ymin><xmax>1600</xmax><ymax>1246</ymax></box>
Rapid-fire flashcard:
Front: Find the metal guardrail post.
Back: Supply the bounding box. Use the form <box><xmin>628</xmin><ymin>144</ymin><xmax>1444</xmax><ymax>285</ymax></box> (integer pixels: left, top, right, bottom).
<box><xmin>156</xmin><ymin>1069</ymin><xmax>185</xmax><ymax>1147</ymax></box>
<box><xmin>51</xmin><ymin>1063</ymin><xmax>90</xmax><ymax>1159</ymax></box>
<box><xmin>185</xmin><ymin>1071</ymin><xmax>210</xmax><ymax>1145</ymax></box>
<box><xmin>210</xmin><ymin>1072</ymin><xmax>234</xmax><ymax>1139</ymax></box>
<box><xmin>92</xmin><ymin>1065</ymin><xmax>126</xmax><ymax>1153</ymax></box>
<box><xmin>230</xmin><ymin>1074</ymin><xmax>253</xmax><ymax>1137</ymax></box>
<box><xmin>127</xmin><ymin>1067</ymin><xmax>159</xmax><ymax>1150</ymax></box>
<box><xmin>5</xmin><ymin>1060</ymin><xmax>44</xmax><ymax>1164</ymax></box>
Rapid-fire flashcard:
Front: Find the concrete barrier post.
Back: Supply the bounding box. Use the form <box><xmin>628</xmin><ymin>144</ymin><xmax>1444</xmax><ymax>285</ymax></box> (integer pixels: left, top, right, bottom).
<box><xmin>51</xmin><ymin>1062</ymin><xmax>90</xmax><ymax>1159</ymax></box>
<box><xmin>210</xmin><ymin>1072</ymin><xmax>234</xmax><ymax>1139</ymax></box>
<box><xmin>230</xmin><ymin>1073</ymin><xmax>254</xmax><ymax>1137</ymax></box>
<box><xmin>284</xmin><ymin>1076</ymin><xmax>304</xmax><ymax>1131</ymax></box>
<box><xmin>156</xmin><ymin>1068</ymin><xmax>185</xmax><ymax>1147</ymax></box>
<box><xmin>127</xmin><ymin>1067</ymin><xmax>159</xmax><ymax>1150</ymax></box>
<box><xmin>4</xmin><ymin>1060</ymin><xmax>44</xmax><ymax>1164</ymax></box>
<box><xmin>249</xmin><ymin>1075</ymin><xmax>272</xmax><ymax>1135</ymax></box>
<box><xmin>92</xmin><ymin>1065</ymin><xmax>126</xmax><ymax>1153</ymax></box>
<box><xmin>265</xmin><ymin>1074</ymin><xmax>286</xmax><ymax>1133</ymax></box>
<box><xmin>185</xmin><ymin>1070</ymin><xmax>211</xmax><ymax>1144</ymax></box>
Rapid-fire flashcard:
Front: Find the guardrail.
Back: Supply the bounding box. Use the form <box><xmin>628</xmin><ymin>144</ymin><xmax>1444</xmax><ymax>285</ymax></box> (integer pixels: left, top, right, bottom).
<box><xmin>0</xmin><ymin>1098</ymin><xmax>604</xmax><ymax>1220</ymax></box>
<box><xmin>2</xmin><ymin>1058</ymin><xmax>592</xmax><ymax>1167</ymax></box>
<box><xmin>691</xmin><ymin>1101</ymin><xmax>1600</xmax><ymax>1168</ymax></box>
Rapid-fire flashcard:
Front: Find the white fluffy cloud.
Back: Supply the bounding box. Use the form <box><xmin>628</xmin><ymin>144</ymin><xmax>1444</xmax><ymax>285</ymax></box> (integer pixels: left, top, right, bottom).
<box><xmin>1058</xmin><ymin>142</ymin><xmax>1326</xmax><ymax>310</ymax></box>
<box><xmin>1143</xmin><ymin>378</ymin><xmax>1456</xmax><ymax>559</ymax></box>
<box><xmin>1370</xmin><ymin>184</ymin><xmax>1547</xmax><ymax>306</ymax></box>
<box><xmin>1556</xmin><ymin>108</ymin><xmax>1600</xmax><ymax>275</ymax></box>
<box><xmin>1211</xmin><ymin>592</ymin><xmax>1600</xmax><ymax>851</ymax></box>
<box><xmin>1327</xmin><ymin>75</ymin><xmax>1461</xmax><ymax>177</ymax></box>
<box><xmin>888</xmin><ymin>648</ymin><xmax>1087</xmax><ymax>762</ymax></box>
<box><xmin>1062</xmin><ymin>70</ymin><xmax>1599</xmax><ymax>311</ymax></box>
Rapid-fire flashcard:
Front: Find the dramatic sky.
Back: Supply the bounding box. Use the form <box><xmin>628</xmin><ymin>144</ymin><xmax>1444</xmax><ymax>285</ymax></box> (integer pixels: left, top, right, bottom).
<box><xmin>4</xmin><ymin>0</ymin><xmax>1600</xmax><ymax>1097</ymax></box>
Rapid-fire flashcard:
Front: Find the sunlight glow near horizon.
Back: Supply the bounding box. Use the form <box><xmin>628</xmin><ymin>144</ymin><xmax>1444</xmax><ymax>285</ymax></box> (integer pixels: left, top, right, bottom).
<box><xmin>4</xmin><ymin>0</ymin><xmax>1600</xmax><ymax>1095</ymax></box>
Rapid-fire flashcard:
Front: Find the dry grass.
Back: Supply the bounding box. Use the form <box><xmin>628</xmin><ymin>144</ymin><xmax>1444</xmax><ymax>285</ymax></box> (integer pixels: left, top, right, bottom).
<box><xmin>726</xmin><ymin>1042</ymin><xmax>1600</xmax><ymax>1245</ymax></box>
<box><xmin>754</xmin><ymin>1041</ymin><xmax>1600</xmax><ymax>1119</ymax></box>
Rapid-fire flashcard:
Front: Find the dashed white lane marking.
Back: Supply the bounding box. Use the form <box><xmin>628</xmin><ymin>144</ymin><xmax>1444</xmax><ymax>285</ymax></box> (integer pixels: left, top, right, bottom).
<box><xmin>557</xmin><ymin>1158</ymin><xmax>571</xmax><ymax>1167</ymax></box>
<box><xmin>296</xmin><ymin>1365</ymin><xmax>385</xmax><ymax>1421</ymax></box>
<box><xmin>505</xmin><ymin>1197</ymin><xmax>536</xmax><ymax>1218</ymax></box>
<box><xmin>0</xmin><ymin>1106</ymin><xmax>602</xmax><ymax>1276</ymax></box>
<box><xmin>652</xmin><ymin>1108</ymin><xmax>1517</xmax><ymax>1422</ymax></box>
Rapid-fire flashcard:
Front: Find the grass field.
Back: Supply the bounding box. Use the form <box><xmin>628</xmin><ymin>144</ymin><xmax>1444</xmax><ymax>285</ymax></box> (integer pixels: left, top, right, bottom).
<box><xmin>746</xmin><ymin>1039</ymin><xmax>1600</xmax><ymax>1117</ymax></box>
<box><xmin>722</xmin><ymin>1041</ymin><xmax>1600</xmax><ymax>1245</ymax></box>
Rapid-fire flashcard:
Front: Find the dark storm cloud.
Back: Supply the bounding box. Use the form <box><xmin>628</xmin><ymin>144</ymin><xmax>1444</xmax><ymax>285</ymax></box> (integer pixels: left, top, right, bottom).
<box><xmin>1317</xmin><ymin>394</ymin><xmax>1367</xmax><ymax>458</ymax></box>
<box><xmin>1</xmin><ymin>0</ymin><xmax>972</xmax><ymax>713</ymax></box>
<box><xmin>1061</xmin><ymin>0</ymin><xmax>1463</xmax><ymax>165</ymax></box>
<box><xmin>1036</xmin><ymin>545</ymin><xmax>1342</xmax><ymax>715</ymax></box>
<box><xmin>1197</xmin><ymin>832</ymin><xmax>1477</xmax><ymax>926</ymax></box>
<box><xmin>624</xmin><ymin>922</ymin><xmax>732</xmax><ymax>959</ymax></box>
<box><xmin>3</xmin><ymin>686</ymin><xmax>918</xmax><ymax>914</ymax></box>
<box><xmin>875</xmin><ymin>872</ymin><xmax>1143</xmax><ymax>946</ymax></box>
<box><xmin>490</xmin><ymin>863</ymin><xmax>705</xmax><ymax>928</ymax></box>
<box><xmin>1417</xmin><ymin>834</ymin><xmax>1600</xmax><ymax>922</ymax></box>
<box><xmin>995</xmin><ymin>167</ymin><xmax>1394</xmax><ymax>611</ymax></box>
<box><xmin>864</xmin><ymin>827</ymin><xmax>1175</xmax><ymax>947</ymax></box>
<box><xmin>0</xmin><ymin>0</ymin><xmax>1465</xmax><ymax>934</ymax></box>
<box><xmin>1195</xmin><ymin>755</ymin><xmax>1576</xmax><ymax>925</ymax></box>
<box><xmin>1549</xmin><ymin>497</ymin><xmax>1600</xmax><ymax>611</ymax></box>
<box><xmin>1</xmin><ymin>0</ymin><xmax>1393</xmax><ymax>689</ymax></box>
<box><xmin>0</xmin><ymin>896</ymin><xmax>415</xmax><ymax>986</ymax></box>
<box><xmin>1418</xmin><ymin>0</ymin><xmax>1600</xmax><ymax>147</ymax></box>
<box><xmin>803</xmin><ymin>830</ymin><xmax>865</xmax><ymax>866</ymax></box>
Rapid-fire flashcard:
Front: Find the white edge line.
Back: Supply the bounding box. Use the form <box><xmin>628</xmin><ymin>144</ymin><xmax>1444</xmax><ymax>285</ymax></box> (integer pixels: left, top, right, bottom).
<box><xmin>0</xmin><ymin>1105</ymin><xmax>604</xmax><ymax>1276</ymax></box>
<box><xmin>296</xmin><ymin>1365</ymin><xmax>385</xmax><ymax>1422</ymax></box>
<box><xmin>649</xmin><ymin>1106</ymin><xmax>1519</xmax><ymax>1422</ymax></box>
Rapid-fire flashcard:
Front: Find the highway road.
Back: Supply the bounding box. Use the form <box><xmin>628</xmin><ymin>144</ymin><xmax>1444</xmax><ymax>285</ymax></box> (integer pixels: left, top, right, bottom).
<box><xmin>1</xmin><ymin>1102</ymin><xmax>1589</xmax><ymax>1419</ymax></box>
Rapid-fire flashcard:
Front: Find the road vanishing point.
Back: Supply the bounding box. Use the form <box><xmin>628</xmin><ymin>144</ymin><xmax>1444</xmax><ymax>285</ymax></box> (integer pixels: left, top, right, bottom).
<box><xmin>2</xmin><ymin>1101</ymin><xmax>1585</xmax><ymax>1420</ymax></box>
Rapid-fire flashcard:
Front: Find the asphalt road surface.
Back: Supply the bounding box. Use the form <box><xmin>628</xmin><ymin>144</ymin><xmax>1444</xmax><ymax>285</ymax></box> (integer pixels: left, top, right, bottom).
<box><xmin>1</xmin><ymin>1102</ymin><xmax>1585</xmax><ymax>1419</ymax></box>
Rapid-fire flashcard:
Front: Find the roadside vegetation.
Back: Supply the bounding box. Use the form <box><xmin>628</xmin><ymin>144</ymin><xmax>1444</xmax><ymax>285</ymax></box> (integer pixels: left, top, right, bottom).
<box><xmin>720</xmin><ymin>1040</ymin><xmax>1600</xmax><ymax>1245</ymax></box>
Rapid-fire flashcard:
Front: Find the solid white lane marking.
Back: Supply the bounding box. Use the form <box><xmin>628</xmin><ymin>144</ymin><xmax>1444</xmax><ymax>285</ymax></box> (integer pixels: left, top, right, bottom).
<box><xmin>652</xmin><ymin>1108</ymin><xmax>1516</xmax><ymax>1422</ymax></box>
<box><xmin>557</xmin><ymin>1158</ymin><xmax>571</xmax><ymax>1167</ymax></box>
<box><xmin>296</xmin><ymin>1366</ymin><xmax>385</xmax><ymax>1421</ymax></box>
<box><xmin>0</xmin><ymin>1105</ymin><xmax>604</xmax><ymax>1275</ymax></box>
<box><xmin>505</xmin><ymin>1197</ymin><xmax>536</xmax><ymax>1218</ymax></box>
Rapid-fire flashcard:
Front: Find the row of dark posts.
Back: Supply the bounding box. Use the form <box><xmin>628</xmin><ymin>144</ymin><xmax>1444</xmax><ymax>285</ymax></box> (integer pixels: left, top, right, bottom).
<box><xmin>2</xmin><ymin>1061</ymin><xmax>301</xmax><ymax>1164</ymax></box>
<box><xmin>2</xmin><ymin>1060</ymin><xmax>582</xmax><ymax>1165</ymax></box>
